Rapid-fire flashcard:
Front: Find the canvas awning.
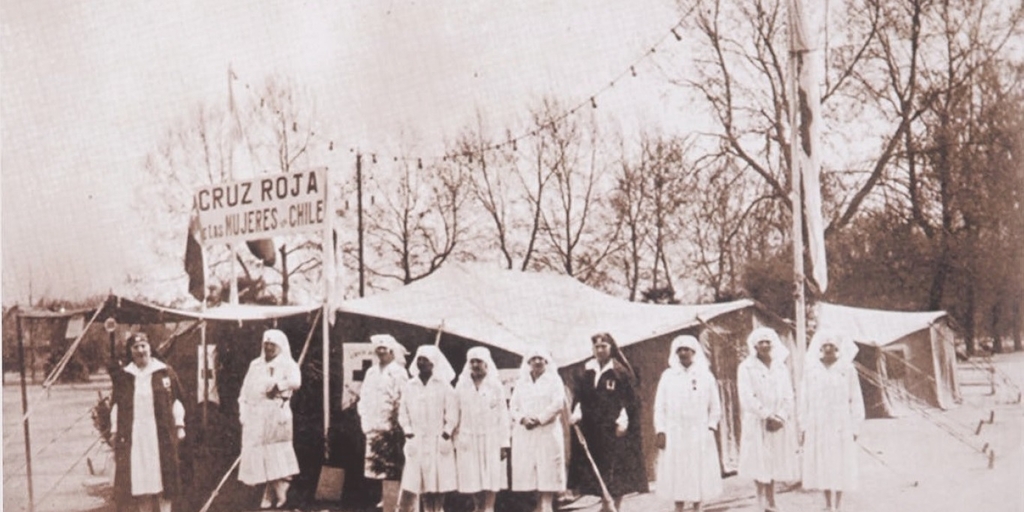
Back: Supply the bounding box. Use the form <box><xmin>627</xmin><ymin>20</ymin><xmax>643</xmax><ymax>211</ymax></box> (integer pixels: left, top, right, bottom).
<box><xmin>99</xmin><ymin>295</ymin><xmax>321</xmax><ymax>325</ymax></box>
<box><xmin>338</xmin><ymin>263</ymin><xmax>752</xmax><ymax>366</ymax></box>
<box><xmin>816</xmin><ymin>302</ymin><xmax>948</xmax><ymax>347</ymax></box>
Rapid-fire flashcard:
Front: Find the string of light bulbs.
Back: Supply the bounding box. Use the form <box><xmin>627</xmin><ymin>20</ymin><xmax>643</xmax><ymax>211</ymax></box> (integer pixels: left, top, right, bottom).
<box><xmin>230</xmin><ymin>7</ymin><xmax>693</xmax><ymax>170</ymax></box>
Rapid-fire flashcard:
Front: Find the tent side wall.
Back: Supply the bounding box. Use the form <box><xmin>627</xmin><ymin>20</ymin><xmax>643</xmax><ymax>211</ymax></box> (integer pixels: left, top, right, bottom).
<box><xmin>854</xmin><ymin>344</ymin><xmax>903</xmax><ymax>419</ymax></box>
<box><xmin>890</xmin><ymin>330</ymin><xmax>942</xmax><ymax>408</ymax></box>
<box><xmin>930</xmin><ymin>319</ymin><xmax>961</xmax><ymax>407</ymax></box>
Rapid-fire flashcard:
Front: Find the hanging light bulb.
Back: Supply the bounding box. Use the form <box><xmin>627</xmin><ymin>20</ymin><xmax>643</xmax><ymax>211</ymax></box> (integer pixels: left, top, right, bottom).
<box><xmin>372</xmin><ymin>154</ymin><xmax>377</xmax><ymax>164</ymax></box>
<box><xmin>631</xmin><ymin>66</ymin><xmax>637</xmax><ymax>77</ymax></box>
<box><xmin>417</xmin><ymin>158</ymin><xmax>423</xmax><ymax>170</ymax></box>
<box><xmin>511</xmin><ymin>139</ymin><xmax>518</xmax><ymax>151</ymax></box>
<box><xmin>329</xmin><ymin>141</ymin><xmax>334</xmax><ymax>151</ymax></box>
<box><xmin>672</xmin><ymin>28</ymin><xmax>681</xmax><ymax>41</ymax></box>
<box><xmin>591</xmin><ymin>97</ymin><xmax>597</xmax><ymax>109</ymax></box>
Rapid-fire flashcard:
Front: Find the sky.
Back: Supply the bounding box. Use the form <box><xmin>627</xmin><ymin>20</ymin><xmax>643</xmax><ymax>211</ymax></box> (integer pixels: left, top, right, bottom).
<box><xmin>1</xmin><ymin>0</ymin><xmax>699</xmax><ymax>305</ymax></box>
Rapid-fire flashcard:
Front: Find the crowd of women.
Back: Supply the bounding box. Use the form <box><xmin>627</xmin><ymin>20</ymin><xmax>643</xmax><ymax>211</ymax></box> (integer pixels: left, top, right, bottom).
<box><xmin>358</xmin><ymin>327</ymin><xmax>864</xmax><ymax>512</ymax></box>
<box><xmin>108</xmin><ymin>324</ymin><xmax>864</xmax><ymax>512</ymax></box>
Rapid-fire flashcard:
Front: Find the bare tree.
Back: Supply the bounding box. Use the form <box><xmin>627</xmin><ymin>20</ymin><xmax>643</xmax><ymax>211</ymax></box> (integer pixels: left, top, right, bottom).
<box><xmin>530</xmin><ymin>100</ymin><xmax>621</xmax><ymax>285</ymax></box>
<box><xmin>364</xmin><ymin>157</ymin><xmax>469</xmax><ymax>285</ymax></box>
<box><xmin>135</xmin><ymin>75</ymin><xmax>330</xmax><ymax>305</ymax></box>
<box><xmin>610</xmin><ymin>134</ymin><xmax>694</xmax><ymax>301</ymax></box>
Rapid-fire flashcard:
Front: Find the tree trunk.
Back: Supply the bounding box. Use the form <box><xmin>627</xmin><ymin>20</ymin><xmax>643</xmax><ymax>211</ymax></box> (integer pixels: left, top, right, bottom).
<box><xmin>991</xmin><ymin>300</ymin><xmax>1002</xmax><ymax>354</ymax></box>
<box><xmin>964</xmin><ymin>282</ymin><xmax>976</xmax><ymax>356</ymax></box>
<box><xmin>1014</xmin><ymin>290</ymin><xmax>1022</xmax><ymax>352</ymax></box>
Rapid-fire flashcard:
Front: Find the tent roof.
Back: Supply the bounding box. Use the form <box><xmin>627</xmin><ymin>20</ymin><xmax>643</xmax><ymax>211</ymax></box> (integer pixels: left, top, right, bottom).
<box><xmin>101</xmin><ymin>295</ymin><xmax>321</xmax><ymax>325</ymax></box>
<box><xmin>338</xmin><ymin>263</ymin><xmax>753</xmax><ymax>366</ymax></box>
<box><xmin>13</xmin><ymin>306</ymin><xmax>98</xmax><ymax>319</ymax></box>
<box><xmin>816</xmin><ymin>302</ymin><xmax>948</xmax><ymax>347</ymax></box>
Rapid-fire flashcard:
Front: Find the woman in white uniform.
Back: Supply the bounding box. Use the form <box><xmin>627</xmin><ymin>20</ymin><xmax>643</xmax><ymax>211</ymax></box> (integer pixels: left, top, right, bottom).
<box><xmin>398</xmin><ymin>345</ymin><xmax>459</xmax><ymax>512</ymax></box>
<box><xmin>654</xmin><ymin>335</ymin><xmax>723</xmax><ymax>512</ymax></box>
<box><xmin>799</xmin><ymin>330</ymin><xmax>865</xmax><ymax>512</ymax></box>
<box><xmin>737</xmin><ymin>327</ymin><xmax>798</xmax><ymax>512</ymax></box>
<box><xmin>509</xmin><ymin>347</ymin><xmax>566</xmax><ymax>512</ymax></box>
<box><xmin>238</xmin><ymin>329</ymin><xmax>302</xmax><ymax>509</ymax></box>
<box><xmin>454</xmin><ymin>346</ymin><xmax>510</xmax><ymax>512</ymax></box>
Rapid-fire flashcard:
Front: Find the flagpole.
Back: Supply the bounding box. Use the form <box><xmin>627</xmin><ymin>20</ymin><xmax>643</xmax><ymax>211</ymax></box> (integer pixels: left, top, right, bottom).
<box><xmin>789</xmin><ymin>0</ymin><xmax>811</xmax><ymax>388</ymax></box>
<box><xmin>228</xmin><ymin>65</ymin><xmax>240</xmax><ymax>306</ymax></box>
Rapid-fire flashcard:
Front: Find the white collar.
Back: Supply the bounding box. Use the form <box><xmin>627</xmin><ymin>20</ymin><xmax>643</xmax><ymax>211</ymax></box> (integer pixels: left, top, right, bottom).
<box><xmin>125</xmin><ymin>359</ymin><xmax>167</xmax><ymax>377</ymax></box>
<box><xmin>585</xmin><ymin>358</ymin><xmax>615</xmax><ymax>373</ymax></box>
<box><xmin>585</xmin><ymin>358</ymin><xmax>616</xmax><ymax>387</ymax></box>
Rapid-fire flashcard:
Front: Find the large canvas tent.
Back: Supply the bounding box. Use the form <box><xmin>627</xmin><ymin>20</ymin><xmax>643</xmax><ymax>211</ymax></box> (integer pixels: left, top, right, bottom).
<box><xmin>816</xmin><ymin>302</ymin><xmax>962</xmax><ymax>418</ymax></box>
<box><xmin>336</xmin><ymin>263</ymin><xmax>794</xmax><ymax>481</ymax></box>
<box><xmin>94</xmin><ymin>295</ymin><xmax>329</xmax><ymax>511</ymax></box>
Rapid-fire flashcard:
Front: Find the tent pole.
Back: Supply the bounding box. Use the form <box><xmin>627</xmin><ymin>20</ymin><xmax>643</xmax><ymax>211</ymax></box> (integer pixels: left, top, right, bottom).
<box><xmin>201</xmin><ymin>320</ymin><xmax>209</xmax><ymax>434</ymax></box>
<box><xmin>229</xmin><ymin>244</ymin><xmax>239</xmax><ymax>305</ymax></box>
<box><xmin>322</xmin><ymin>166</ymin><xmax>335</xmax><ymax>456</ymax></box>
<box><xmin>17</xmin><ymin>314</ymin><xmax>35</xmax><ymax>512</ymax></box>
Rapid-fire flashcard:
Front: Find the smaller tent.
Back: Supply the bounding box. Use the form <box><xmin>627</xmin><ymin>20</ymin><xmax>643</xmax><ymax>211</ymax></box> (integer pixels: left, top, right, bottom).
<box><xmin>96</xmin><ymin>296</ymin><xmax>327</xmax><ymax>511</ymax></box>
<box><xmin>816</xmin><ymin>302</ymin><xmax>961</xmax><ymax>418</ymax></box>
<box><xmin>6</xmin><ymin>306</ymin><xmax>100</xmax><ymax>382</ymax></box>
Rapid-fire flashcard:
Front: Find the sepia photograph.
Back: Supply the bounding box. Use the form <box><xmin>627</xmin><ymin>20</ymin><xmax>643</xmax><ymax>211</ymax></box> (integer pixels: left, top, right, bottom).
<box><xmin>2</xmin><ymin>0</ymin><xmax>1022</xmax><ymax>511</ymax></box>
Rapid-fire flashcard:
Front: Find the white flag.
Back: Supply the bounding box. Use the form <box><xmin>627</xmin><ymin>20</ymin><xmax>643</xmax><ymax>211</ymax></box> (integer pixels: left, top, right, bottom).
<box><xmin>790</xmin><ymin>0</ymin><xmax>828</xmax><ymax>292</ymax></box>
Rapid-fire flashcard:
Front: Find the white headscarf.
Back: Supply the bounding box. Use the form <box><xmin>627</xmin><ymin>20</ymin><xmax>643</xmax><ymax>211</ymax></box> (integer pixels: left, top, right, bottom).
<box><xmin>262</xmin><ymin>329</ymin><xmax>293</xmax><ymax>361</ymax></box>
<box><xmin>745</xmin><ymin>327</ymin><xmax>790</xmax><ymax>362</ymax></box>
<box><xmin>409</xmin><ymin>345</ymin><xmax>456</xmax><ymax>384</ymax></box>
<box><xmin>370</xmin><ymin>333</ymin><xmax>408</xmax><ymax>367</ymax></box>
<box><xmin>516</xmin><ymin>347</ymin><xmax>560</xmax><ymax>386</ymax></box>
<box><xmin>458</xmin><ymin>346</ymin><xmax>499</xmax><ymax>385</ymax></box>
<box><xmin>807</xmin><ymin>329</ymin><xmax>859</xmax><ymax>366</ymax></box>
<box><xmin>668</xmin><ymin>335</ymin><xmax>711</xmax><ymax>372</ymax></box>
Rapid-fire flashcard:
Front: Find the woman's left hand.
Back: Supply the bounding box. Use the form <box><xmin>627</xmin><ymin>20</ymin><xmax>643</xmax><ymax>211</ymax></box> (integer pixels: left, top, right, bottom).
<box><xmin>176</xmin><ymin>426</ymin><xmax>186</xmax><ymax>440</ymax></box>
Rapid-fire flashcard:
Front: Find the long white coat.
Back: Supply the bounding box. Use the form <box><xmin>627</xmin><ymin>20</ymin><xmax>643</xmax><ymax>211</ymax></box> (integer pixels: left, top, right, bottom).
<box><xmin>509</xmin><ymin>370</ymin><xmax>566</xmax><ymax>492</ymax></box>
<box><xmin>799</xmin><ymin>359</ymin><xmax>865</xmax><ymax>491</ymax></box>
<box><xmin>454</xmin><ymin>376</ymin><xmax>510</xmax><ymax>492</ymax></box>
<box><xmin>398</xmin><ymin>376</ymin><xmax>459</xmax><ymax>493</ymax></box>
<box><xmin>654</xmin><ymin>364</ymin><xmax>723</xmax><ymax>502</ymax></box>
<box><xmin>737</xmin><ymin>357</ymin><xmax>799</xmax><ymax>483</ymax></box>
<box><xmin>358</xmin><ymin>361</ymin><xmax>408</xmax><ymax>478</ymax></box>
<box><xmin>238</xmin><ymin>354</ymin><xmax>302</xmax><ymax>485</ymax></box>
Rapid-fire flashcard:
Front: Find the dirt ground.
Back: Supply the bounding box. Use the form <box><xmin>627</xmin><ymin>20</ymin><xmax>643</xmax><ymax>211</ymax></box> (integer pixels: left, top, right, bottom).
<box><xmin>4</xmin><ymin>352</ymin><xmax>1023</xmax><ymax>512</ymax></box>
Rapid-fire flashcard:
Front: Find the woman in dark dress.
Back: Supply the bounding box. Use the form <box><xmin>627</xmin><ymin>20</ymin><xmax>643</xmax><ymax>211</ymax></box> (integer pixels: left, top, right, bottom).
<box><xmin>569</xmin><ymin>332</ymin><xmax>648</xmax><ymax>512</ymax></box>
<box><xmin>109</xmin><ymin>333</ymin><xmax>186</xmax><ymax>512</ymax></box>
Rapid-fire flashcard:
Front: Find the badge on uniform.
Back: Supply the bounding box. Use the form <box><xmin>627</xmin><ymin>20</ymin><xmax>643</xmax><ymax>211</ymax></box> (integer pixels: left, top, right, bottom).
<box><xmin>605</xmin><ymin>379</ymin><xmax>616</xmax><ymax>391</ymax></box>
<box><xmin>162</xmin><ymin>377</ymin><xmax>171</xmax><ymax>390</ymax></box>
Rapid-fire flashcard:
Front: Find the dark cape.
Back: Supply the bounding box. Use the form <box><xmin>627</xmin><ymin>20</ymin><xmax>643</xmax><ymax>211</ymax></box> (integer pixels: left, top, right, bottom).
<box><xmin>568</xmin><ymin>358</ymin><xmax>649</xmax><ymax>498</ymax></box>
<box><xmin>110</xmin><ymin>363</ymin><xmax>185</xmax><ymax>510</ymax></box>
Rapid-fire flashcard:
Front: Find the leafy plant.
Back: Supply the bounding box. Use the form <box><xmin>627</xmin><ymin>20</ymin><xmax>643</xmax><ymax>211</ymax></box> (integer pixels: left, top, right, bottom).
<box><xmin>366</xmin><ymin>409</ymin><xmax>405</xmax><ymax>480</ymax></box>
